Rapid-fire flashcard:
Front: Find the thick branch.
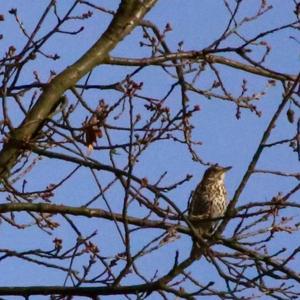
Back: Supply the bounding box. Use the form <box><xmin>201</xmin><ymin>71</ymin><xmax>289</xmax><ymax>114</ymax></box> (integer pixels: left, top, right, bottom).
<box><xmin>105</xmin><ymin>52</ymin><xmax>296</xmax><ymax>82</ymax></box>
<box><xmin>0</xmin><ymin>0</ymin><xmax>158</xmax><ymax>179</ymax></box>
<box><xmin>0</xmin><ymin>284</ymin><xmax>160</xmax><ymax>297</ymax></box>
<box><xmin>0</xmin><ymin>202</ymin><xmax>188</xmax><ymax>234</ymax></box>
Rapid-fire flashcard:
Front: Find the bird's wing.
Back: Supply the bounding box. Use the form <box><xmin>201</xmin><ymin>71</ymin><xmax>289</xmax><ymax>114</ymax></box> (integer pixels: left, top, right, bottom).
<box><xmin>189</xmin><ymin>183</ymin><xmax>212</xmax><ymax>218</ymax></box>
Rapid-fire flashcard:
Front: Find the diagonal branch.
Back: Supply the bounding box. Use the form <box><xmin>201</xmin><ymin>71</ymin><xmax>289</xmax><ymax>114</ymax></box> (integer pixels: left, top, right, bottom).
<box><xmin>219</xmin><ymin>238</ymin><xmax>300</xmax><ymax>284</ymax></box>
<box><xmin>0</xmin><ymin>0</ymin><xmax>158</xmax><ymax>179</ymax></box>
<box><xmin>218</xmin><ymin>73</ymin><xmax>300</xmax><ymax>233</ymax></box>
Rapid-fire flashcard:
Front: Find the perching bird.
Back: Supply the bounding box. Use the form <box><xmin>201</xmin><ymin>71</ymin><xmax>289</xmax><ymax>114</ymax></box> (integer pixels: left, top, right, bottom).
<box><xmin>188</xmin><ymin>165</ymin><xmax>231</xmax><ymax>258</ymax></box>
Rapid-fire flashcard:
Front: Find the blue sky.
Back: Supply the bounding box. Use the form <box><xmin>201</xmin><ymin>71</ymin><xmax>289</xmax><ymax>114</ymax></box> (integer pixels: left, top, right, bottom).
<box><xmin>0</xmin><ymin>1</ymin><xmax>299</xmax><ymax>299</ymax></box>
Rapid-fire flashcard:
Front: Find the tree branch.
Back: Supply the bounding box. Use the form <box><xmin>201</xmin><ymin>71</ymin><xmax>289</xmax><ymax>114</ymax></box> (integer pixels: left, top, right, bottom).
<box><xmin>0</xmin><ymin>0</ymin><xmax>158</xmax><ymax>179</ymax></box>
<box><xmin>105</xmin><ymin>52</ymin><xmax>296</xmax><ymax>82</ymax></box>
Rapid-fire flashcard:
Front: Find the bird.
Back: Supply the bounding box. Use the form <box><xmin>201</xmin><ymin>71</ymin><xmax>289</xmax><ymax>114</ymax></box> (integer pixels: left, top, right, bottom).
<box><xmin>188</xmin><ymin>164</ymin><xmax>231</xmax><ymax>258</ymax></box>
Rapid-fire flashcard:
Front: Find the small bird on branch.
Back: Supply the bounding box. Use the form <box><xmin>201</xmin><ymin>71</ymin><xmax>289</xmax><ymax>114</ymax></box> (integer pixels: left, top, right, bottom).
<box><xmin>188</xmin><ymin>165</ymin><xmax>231</xmax><ymax>259</ymax></box>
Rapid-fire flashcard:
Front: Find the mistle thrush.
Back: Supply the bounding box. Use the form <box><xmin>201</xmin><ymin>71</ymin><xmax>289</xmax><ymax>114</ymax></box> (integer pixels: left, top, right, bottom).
<box><xmin>188</xmin><ymin>165</ymin><xmax>231</xmax><ymax>258</ymax></box>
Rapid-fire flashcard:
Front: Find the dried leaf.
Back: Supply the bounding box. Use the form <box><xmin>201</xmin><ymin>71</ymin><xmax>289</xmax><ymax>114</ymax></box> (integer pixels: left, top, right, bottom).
<box><xmin>141</xmin><ymin>177</ymin><xmax>148</xmax><ymax>187</ymax></box>
<box><xmin>84</xmin><ymin>125</ymin><xmax>102</xmax><ymax>149</ymax></box>
<box><xmin>287</xmin><ymin>108</ymin><xmax>295</xmax><ymax>124</ymax></box>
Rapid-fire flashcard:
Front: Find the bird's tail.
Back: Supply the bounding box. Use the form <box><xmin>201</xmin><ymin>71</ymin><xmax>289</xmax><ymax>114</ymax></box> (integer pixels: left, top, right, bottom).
<box><xmin>190</xmin><ymin>240</ymin><xmax>202</xmax><ymax>260</ymax></box>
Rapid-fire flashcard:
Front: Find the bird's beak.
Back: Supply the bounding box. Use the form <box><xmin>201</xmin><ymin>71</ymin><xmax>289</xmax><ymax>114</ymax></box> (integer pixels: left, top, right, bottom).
<box><xmin>223</xmin><ymin>166</ymin><xmax>232</xmax><ymax>172</ymax></box>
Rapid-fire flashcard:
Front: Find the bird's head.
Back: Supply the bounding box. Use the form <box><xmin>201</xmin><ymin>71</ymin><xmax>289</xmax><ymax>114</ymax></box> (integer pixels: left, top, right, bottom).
<box><xmin>203</xmin><ymin>164</ymin><xmax>232</xmax><ymax>183</ymax></box>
